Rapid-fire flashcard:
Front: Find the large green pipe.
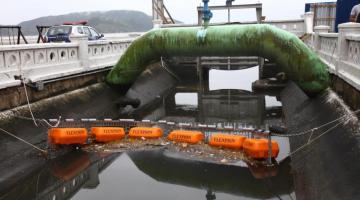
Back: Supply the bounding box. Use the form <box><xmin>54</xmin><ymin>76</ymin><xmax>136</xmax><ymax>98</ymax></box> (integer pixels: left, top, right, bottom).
<box><xmin>106</xmin><ymin>24</ymin><xmax>330</xmax><ymax>95</ymax></box>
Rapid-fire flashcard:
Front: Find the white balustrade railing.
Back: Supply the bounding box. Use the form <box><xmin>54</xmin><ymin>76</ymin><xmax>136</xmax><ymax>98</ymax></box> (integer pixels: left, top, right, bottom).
<box><xmin>161</xmin><ymin>19</ymin><xmax>306</xmax><ymax>36</ymax></box>
<box><xmin>305</xmin><ymin>23</ymin><xmax>360</xmax><ymax>91</ymax></box>
<box><xmin>88</xmin><ymin>39</ymin><xmax>131</xmax><ymax>70</ymax></box>
<box><xmin>318</xmin><ymin>32</ymin><xmax>338</xmax><ymax>72</ymax></box>
<box><xmin>0</xmin><ymin>35</ymin><xmax>138</xmax><ymax>89</ymax></box>
<box><xmin>264</xmin><ymin>19</ymin><xmax>306</xmax><ymax>37</ymax></box>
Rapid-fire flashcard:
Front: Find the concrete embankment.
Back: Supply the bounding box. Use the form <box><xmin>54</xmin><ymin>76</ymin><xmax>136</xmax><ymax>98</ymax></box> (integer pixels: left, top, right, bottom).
<box><xmin>0</xmin><ymin>83</ymin><xmax>123</xmax><ymax>194</ymax></box>
<box><xmin>281</xmin><ymin>82</ymin><xmax>360</xmax><ymax>200</ymax></box>
<box><xmin>0</xmin><ymin>70</ymin><xmax>108</xmax><ymax>111</ymax></box>
<box><xmin>0</xmin><ymin>63</ymin><xmax>176</xmax><ymax>194</ymax></box>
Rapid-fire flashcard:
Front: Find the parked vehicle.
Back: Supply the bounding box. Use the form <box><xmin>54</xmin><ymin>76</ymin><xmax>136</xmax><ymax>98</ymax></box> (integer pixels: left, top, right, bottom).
<box><xmin>45</xmin><ymin>21</ymin><xmax>104</xmax><ymax>43</ymax></box>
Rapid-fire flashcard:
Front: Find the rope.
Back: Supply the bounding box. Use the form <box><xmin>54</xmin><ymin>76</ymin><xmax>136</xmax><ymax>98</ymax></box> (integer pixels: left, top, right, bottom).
<box><xmin>22</xmin><ymin>80</ymin><xmax>38</xmax><ymax>127</ymax></box>
<box><xmin>14</xmin><ymin>114</ymin><xmax>61</xmax><ymax>128</ymax></box>
<box><xmin>160</xmin><ymin>57</ymin><xmax>180</xmax><ymax>80</ymax></box>
<box><xmin>307</xmin><ymin>129</ymin><xmax>315</xmax><ymax>144</ymax></box>
<box><xmin>0</xmin><ymin>127</ymin><xmax>47</xmax><ymax>154</ymax></box>
<box><xmin>272</xmin><ymin>109</ymin><xmax>359</xmax><ymax>158</ymax></box>
<box><xmin>288</xmin><ymin>120</ymin><xmax>343</xmax><ymax>157</ymax></box>
<box><xmin>272</xmin><ymin>109</ymin><xmax>360</xmax><ymax>137</ymax></box>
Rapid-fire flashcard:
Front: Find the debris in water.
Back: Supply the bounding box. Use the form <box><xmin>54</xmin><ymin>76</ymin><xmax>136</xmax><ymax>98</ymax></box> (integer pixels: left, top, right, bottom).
<box><xmin>83</xmin><ymin>137</ymin><xmax>258</xmax><ymax>165</ymax></box>
<box><xmin>220</xmin><ymin>158</ymin><xmax>228</xmax><ymax>163</ymax></box>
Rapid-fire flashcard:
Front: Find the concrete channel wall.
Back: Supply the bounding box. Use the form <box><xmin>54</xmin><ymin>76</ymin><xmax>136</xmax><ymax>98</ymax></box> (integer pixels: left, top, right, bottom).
<box><xmin>304</xmin><ymin>22</ymin><xmax>360</xmax><ymax>109</ymax></box>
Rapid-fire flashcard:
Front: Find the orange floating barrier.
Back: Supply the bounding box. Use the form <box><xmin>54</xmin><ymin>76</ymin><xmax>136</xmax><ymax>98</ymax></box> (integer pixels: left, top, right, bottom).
<box><xmin>167</xmin><ymin>130</ymin><xmax>204</xmax><ymax>144</ymax></box>
<box><xmin>209</xmin><ymin>134</ymin><xmax>246</xmax><ymax>149</ymax></box>
<box><xmin>49</xmin><ymin>128</ymin><xmax>88</xmax><ymax>145</ymax></box>
<box><xmin>91</xmin><ymin>127</ymin><xmax>125</xmax><ymax>142</ymax></box>
<box><xmin>129</xmin><ymin>127</ymin><xmax>163</xmax><ymax>139</ymax></box>
<box><xmin>243</xmin><ymin>138</ymin><xmax>279</xmax><ymax>159</ymax></box>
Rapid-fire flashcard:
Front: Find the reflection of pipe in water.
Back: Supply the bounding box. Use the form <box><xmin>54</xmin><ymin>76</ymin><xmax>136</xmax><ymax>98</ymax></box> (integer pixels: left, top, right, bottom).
<box><xmin>128</xmin><ymin>149</ymin><xmax>294</xmax><ymax>199</ymax></box>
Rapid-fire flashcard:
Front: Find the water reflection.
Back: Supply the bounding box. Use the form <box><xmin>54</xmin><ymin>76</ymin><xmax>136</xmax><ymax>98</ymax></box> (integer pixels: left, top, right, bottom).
<box><xmin>0</xmin><ymin>151</ymin><xmax>119</xmax><ymax>200</ymax></box>
<box><xmin>128</xmin><ymin>149</ymin><xmax>294</xmax><ymax>199</ymax></box>
<box><xmin>130</xmin><ymin>81</ymin><xmax>283</xmax><ymax>131</ymax></box>
<box><xmin>122</xmin><ymin>66</ymin><xmax>283</xmax><ymax>130</ymax></box>
<box><xmin>169</xmin><ymin>88</ymin><xmax>266</xmax><ymax>126</ymax></box>
<box><xmin>0</xmin><ymin>67</ymin><xmax>294</xmax><ymax>200</ymax></box>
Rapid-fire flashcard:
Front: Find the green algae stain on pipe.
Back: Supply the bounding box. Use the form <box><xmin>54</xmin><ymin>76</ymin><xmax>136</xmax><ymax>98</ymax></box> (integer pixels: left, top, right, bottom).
<box><xmin>106</xmin><ymin>24</ymin><xmax>330</xmax><ymax>95</ymax></box>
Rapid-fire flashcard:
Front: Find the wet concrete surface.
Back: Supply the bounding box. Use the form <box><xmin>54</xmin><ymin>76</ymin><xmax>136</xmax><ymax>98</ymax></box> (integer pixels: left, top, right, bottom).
<box><xmin>281</xmin><ymin>82</ymin><xmax>360</xmax><ymax>200</ymax></box>
<box><xmin>0</xmin><ymin>83</ymin><xmax>123</xmax><ymax>195</ymax></box>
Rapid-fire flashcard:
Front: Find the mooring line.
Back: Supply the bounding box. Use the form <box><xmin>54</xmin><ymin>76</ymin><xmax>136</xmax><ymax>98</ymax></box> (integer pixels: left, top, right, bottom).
<box><xmin>272</xmin><ymin>109</ymin><xmax>360</xmax><ymax>138</ymax></box>
<box><xmin>275</xmin><ymin>109</ymin><xmax>360</xmax><ymax>160</ymax></box>
<box><xmin>22</xmin><ymin>79</ymin><xmax>38</xmax><ymax>127</ymax></box>
<box><xmin>160</xmin><ymin>57</ymin><xmax>181</xmax><ymax>80</ymax></box>
<box><xmin>0</xmin><ymin>127</ymin><xmax>47</xmax><ymax>154</ymax></box>
<box><xmin>287</xmin><ymin>120</ymin><xmax>343</xmax><ymax>157</ymax></box>
<box><xmin>12</xmin><ymin>110</ymin><xmax>62</xmax><ymax>128</ymax></box>
<box><xmin>17</xmin><ymin>63</ymin><xmax>38</xmax><ymax>128</ymax></box>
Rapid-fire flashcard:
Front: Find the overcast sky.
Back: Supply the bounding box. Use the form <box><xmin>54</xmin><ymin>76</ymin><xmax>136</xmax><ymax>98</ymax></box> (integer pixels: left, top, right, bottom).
<box><xmin>1</xmin><ymin>0</ymin><xmax>327</xmax><ymax>25</ymax></box>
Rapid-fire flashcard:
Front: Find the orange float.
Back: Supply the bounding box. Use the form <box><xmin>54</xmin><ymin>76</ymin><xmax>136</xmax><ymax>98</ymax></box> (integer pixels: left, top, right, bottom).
<box><xmin>49</xmin><ymin>128</ymin><xmax>88</xmax><ymax>145</ymax></box>
<box><xmin>243</xmin><ymin>138</ymin><xmax>279</xmax><ymax>159</ymax></box>
<box><xmin>91</xmin><ymin>127</ymin><xmax>125</xmax><ymax>142</ymax></box>
<box><xmin>167</xmin><ymin>130</ymin><xmax>204</xmax><ymax>144</ymax></box>
<box><xmin>129</xmin><ymin>127</ymin><xmax>163</xmax><ymax>139</ymax></box>
<box><xmin>209</xmin><ymin>134</ymin><xmax>246</xmax><ymax>149</ymax></box>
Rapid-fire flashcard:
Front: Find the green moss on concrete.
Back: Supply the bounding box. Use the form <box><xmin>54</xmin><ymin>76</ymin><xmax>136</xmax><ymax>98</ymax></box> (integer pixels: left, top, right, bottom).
<box><xmin>106</xmin><ymin>24</ymin><xmax>330</xmax><ymax>95</ymax></box>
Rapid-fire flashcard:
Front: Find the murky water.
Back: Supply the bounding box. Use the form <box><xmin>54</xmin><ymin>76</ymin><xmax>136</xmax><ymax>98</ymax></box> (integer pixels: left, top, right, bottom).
<box><xmin>0</xmin><ymin>67</ymin><xmax>292</xmax><ymax>200</ymax></box>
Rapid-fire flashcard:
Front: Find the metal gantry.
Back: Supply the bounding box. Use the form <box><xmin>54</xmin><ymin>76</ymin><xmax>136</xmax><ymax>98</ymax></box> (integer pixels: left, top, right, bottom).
<box><xmin>0</xmin><ymin>25</ymin><xmax>28</xmax><ymax>45</ymax></box>
<box><xmin>152</xmin><ymin>0</ymin><xmax>175</xmax><ymax>24</ymax></box>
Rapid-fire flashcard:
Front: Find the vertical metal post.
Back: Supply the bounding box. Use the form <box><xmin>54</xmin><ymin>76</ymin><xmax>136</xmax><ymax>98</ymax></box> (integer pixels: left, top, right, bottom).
<box><xmin>267</xmin><ymin>131</ymin><xmax>272</xmax><ymax>166</ymax></box>
<box><xmin>19</xmin><ymin>27</ymin><xmax>28</xmax><ymax>44</ymax></box>
<box><xmin>198</xmin><ymin>10</ymin><xmax>203</xmax><ymax>26</ymax></box>
<box><xmin>17</xmin><ymin>27</ymin><xmax>21</xmax><ymax>44</ymax></box>
<box><xmin>228</xmin><ymin>7</ymin><xmax>230</xmax><ymax>23</ymax></box>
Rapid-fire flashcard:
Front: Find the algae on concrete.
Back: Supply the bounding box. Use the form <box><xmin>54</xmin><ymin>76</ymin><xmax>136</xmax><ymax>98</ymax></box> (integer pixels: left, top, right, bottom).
<box><xmin>106</xmin><ymin>24</ymin><xmax>330</xmax><ymax>95</ymax></box>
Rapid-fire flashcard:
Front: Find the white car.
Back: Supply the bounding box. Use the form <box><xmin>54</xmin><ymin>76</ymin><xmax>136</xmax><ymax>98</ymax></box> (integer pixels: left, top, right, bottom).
<box><xmin>45</xmin><ymin>21</ymin><xmax>104</xmax><ymax>43</ymax></box>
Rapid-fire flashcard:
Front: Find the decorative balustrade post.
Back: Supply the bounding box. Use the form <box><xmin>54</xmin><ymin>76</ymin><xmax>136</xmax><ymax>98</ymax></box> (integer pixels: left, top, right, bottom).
<box><xmin>304</xmin><ymin>12</ymin><xmax>314</xmax><ymax>34</ymax></box>
<box><xmin>338</xmin><ymin>23</ymin><xmax>360</xmax><ymax>74</ymax></box>
<box><xmin>314</xmin><ymin>25</ymin><xmax>330</xmax><ymax>53</ymax></box>
<box><xmin>71</xmin><ymin>35</ymin><xmax>89</xmax><ymax>69</ymax></box>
